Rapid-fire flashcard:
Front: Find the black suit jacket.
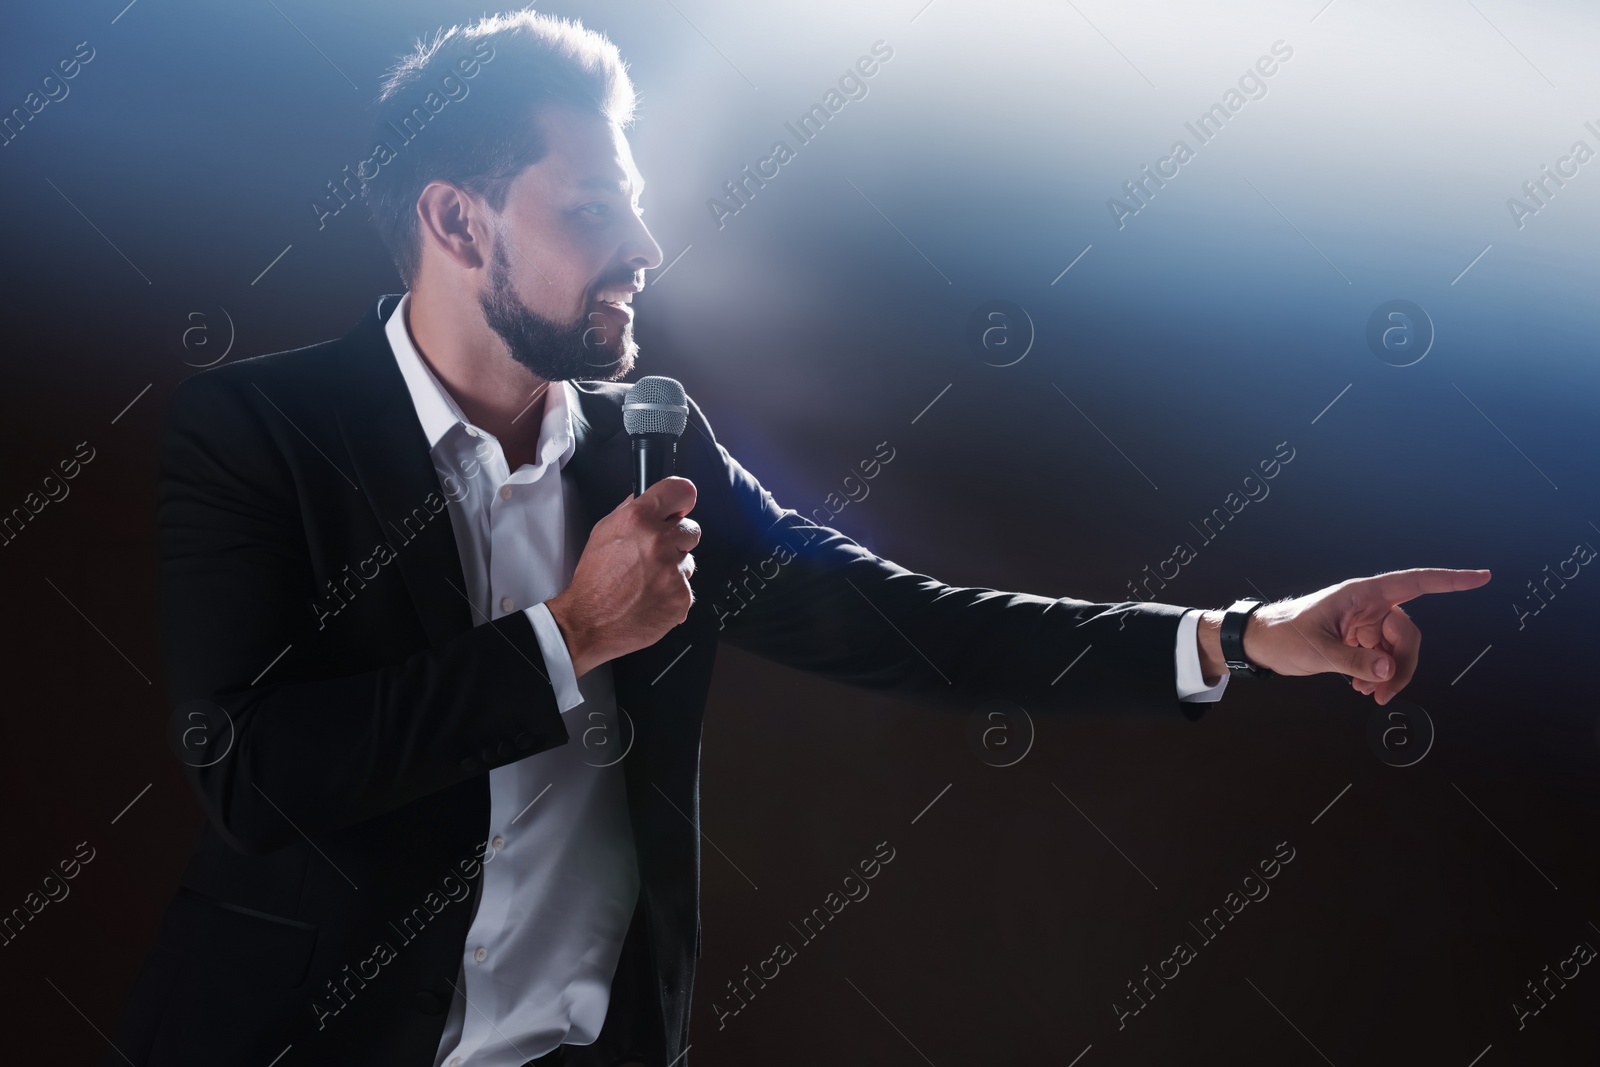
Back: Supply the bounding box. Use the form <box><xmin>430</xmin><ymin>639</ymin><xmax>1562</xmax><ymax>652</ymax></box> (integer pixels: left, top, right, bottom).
<box><xmin>109</xmin><ymin>293</ymin><xmax>1205</xmax><ymax>1066</ymax></box>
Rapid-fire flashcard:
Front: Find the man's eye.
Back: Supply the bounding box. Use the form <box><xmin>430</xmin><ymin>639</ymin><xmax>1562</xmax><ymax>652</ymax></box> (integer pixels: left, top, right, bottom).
<box><xmin>580</xmin><ymin>203</ymin><xmax>610</xmax><ymax>218</ymax></box>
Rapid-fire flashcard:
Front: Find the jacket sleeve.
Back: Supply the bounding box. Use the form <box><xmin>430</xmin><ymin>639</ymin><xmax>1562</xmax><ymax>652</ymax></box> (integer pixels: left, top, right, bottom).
<box><xmin>689</xmin><ymin>398</ymin><xmax>1206</xmax><ymax>721</ymax></box>
<box><xmin>157</xmin><ymin>369</ymin><xmax>569</xmax><ymax>857</ymax></box>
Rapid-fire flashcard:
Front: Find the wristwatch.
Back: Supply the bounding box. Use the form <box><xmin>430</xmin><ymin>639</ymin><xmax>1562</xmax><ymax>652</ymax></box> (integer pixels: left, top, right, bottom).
<box><xmin>1220</xmin><ymin>597</ymin><xmax>1274</xmax><ymax>678</ymax></box>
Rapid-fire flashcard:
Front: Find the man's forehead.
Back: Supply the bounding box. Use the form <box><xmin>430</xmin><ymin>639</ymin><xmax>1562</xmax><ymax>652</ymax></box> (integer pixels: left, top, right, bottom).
<box><xmin>576</xmin><ymin>174</ymin><xmax>643</xmax><ymax>197</ymax></box>
<box><xmin>532</xmin><ymin>106</ymin><xmax>644</xmax><ymax>195</ymax></box>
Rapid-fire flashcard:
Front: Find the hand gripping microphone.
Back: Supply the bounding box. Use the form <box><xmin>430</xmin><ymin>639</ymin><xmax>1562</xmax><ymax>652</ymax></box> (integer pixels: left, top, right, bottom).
<box><xmin>622</xmin><ymin>376</ymin><xmax>689</xmax><ymax>498</ymax></box>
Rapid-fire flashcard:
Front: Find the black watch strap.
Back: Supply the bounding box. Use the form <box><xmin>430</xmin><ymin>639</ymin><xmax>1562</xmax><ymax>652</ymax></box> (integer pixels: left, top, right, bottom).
<box><xmin>1220</xmin><ymin>597</ymin><xmax>1274</xmax><ymax>677</ymax></box>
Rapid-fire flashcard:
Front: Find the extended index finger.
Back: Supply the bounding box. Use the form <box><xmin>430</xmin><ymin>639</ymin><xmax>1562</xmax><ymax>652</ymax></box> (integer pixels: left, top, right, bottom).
<box><xmin>1362</xmin><ymin>567</ymin><xmax>1491</xmax><ymax>605</ymax></box>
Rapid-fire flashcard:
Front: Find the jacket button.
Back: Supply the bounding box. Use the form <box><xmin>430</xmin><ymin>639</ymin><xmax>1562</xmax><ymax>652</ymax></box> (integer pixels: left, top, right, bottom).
<box><xmin>515</xmin><ymin>731</ymin><xmax>534</xmax><ymax>750</ymax></box>
<box><xmin>460</xmin><ymin>756</ymin><xmax>483</xmax><ymax>773</ymax></box>
<box><xmin>415</xmin><ymin>990</ymin><xmax>445</xmax><ymax>1014</ymax></box>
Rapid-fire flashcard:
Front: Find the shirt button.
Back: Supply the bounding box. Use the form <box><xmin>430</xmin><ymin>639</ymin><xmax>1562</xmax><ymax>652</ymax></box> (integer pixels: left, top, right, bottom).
<box><xmin>500</xmin><ymin>596</ymin><xmax>514</xmax><ymax>613</ymax></box>
<box><xmin>463</xmin><ymin>426</ymin><xmax>479</xmax><ymax>437</ymax></box>
<box><xmin>491</xmin><ymin>835</ymin><xmax>505</xmax><ymax>851</ymax></box>
<box><xmin>473</xmin><ymin>946</ymin><xmax>487</xmax><ymax>963</ymax></box>
<box><xmin>448</xmin><ymin>1058</ymin><xmax>463</xmax><ymax>1067</ymax></box>
<box><xmin>499</xmin><ymin>484</ymin><xmax>512</xmax><ymax>501</ymax></box>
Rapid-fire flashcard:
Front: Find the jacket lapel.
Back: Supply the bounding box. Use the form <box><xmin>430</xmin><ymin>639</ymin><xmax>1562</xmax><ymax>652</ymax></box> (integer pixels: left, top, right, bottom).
<box><xmin>333</xmin><ymin>293</ymin><xmax>474</xmax><ymax>649</ymax></box>
<box><xmin>564</xmin><ymin>381</ymin><xmax>630</xmax><ymax>534</ymax></box>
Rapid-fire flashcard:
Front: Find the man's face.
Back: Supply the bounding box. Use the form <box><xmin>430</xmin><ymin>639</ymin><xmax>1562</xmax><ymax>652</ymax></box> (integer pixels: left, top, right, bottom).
<box><xmin>477</xmin><ymin>104</ymin><xmax>663</xmax><ymax>382</ymax></box>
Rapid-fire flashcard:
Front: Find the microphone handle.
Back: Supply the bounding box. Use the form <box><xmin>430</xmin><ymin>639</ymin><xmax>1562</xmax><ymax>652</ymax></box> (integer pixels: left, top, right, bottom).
<box><xmin>631</xmin><ymin>434</ymin><xmax>678</xmax><ymax>497</ymax></box>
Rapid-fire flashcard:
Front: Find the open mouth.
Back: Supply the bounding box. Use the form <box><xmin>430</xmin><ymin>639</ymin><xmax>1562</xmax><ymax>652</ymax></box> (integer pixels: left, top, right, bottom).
<box><xmin>592</xmin><ymin>289</ymin><xmax>636</xmax><ymax>322</ymax></box>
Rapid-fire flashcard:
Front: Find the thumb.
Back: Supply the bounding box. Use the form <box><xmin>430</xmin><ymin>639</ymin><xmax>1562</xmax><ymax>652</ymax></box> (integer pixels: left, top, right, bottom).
<box><xmin>1339</xmin><ymin>641</ymin><xmax>1393</xmax><ymax>684</ymax></box>
<box><xmin>639</xmin><ymin>476</ymin><xmax>697</xmax><ymax>521</ymax></box>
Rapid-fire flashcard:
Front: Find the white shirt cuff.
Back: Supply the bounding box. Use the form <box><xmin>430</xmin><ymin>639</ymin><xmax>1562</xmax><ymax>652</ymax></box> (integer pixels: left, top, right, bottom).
<box><xmin>1176</xmin><ymin>608</ymin><xmax>1228</xmax><ymax>703</ymax></box>
<box><xmin>524</xmin><ymin>602</ymin><xmax>585</xmax><ymax>713</ymax></box>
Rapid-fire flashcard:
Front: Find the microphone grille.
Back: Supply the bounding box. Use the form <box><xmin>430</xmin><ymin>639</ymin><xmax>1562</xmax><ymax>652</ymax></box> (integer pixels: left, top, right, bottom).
<box><xmin>623</xmin><ymin>376</ymin><xmax>689</xmax><ymax>437</ymax></box>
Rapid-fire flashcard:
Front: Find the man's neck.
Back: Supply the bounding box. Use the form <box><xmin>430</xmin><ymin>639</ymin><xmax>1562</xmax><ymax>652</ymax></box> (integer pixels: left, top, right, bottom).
<box><xmin>406</xmin><ymin>285</ymin><xmax>550</xmax><ymax>467</ymax></box>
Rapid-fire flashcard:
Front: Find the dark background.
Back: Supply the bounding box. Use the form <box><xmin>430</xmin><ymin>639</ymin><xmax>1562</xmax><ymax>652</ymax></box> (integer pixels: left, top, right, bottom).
<box><xmin>2</xmin><ymin>0</ymin><xmax>1597</xmax><ymax>1063</ymax></box>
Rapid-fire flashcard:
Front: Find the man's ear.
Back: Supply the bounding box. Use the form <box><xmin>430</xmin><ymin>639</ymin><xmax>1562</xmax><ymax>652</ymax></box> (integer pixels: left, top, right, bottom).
<box><xmin>415</xmin><ymin>180</ymin><xmax>490</xmax><ymax>272</ymax></box>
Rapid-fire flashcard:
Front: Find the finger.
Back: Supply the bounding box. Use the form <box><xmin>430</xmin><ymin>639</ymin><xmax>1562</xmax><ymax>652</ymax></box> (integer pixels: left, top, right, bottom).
<box><xmin>639</xmin><ymin>476</ymin><xmax>697</xmax><ymax>521</ymax></box>
<box><xmin>1373</xmin><ymin>608</ymin><xmax>1420</xmax><ymax>705</ymax></box>
<box><xmin>1347</xmin><ymin>617</ymin><xmax>1384</xmax><ymax>650</ymax></box>
<box><xmin>671</xmin><ymin>517</ymin><xmax>702</xmax><ymax>553</ymax></box>
<box><xmin>1334</xmin><ymin>637</ymin><xmax>1393</xmax><ymax>685</ymax></box>
<box><xmin>1362</xmin><ymin>567</ymin><xmax>1491</xmax><ymax>605</ymax></box>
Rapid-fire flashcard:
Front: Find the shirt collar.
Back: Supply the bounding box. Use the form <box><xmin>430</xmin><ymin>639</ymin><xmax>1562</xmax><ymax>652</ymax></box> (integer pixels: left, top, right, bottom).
<box><xmin>385</xmin><ymin>290</ymin><xmax>576</xmax><ymax>471</ymax></box>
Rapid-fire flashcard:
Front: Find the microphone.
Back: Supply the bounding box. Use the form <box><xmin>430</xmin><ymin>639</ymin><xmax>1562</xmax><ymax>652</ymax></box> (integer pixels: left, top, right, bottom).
<box><xmin>622</xmin><ymin>376</ymin><xmax>689</xmax><ymax>498</ymax></box>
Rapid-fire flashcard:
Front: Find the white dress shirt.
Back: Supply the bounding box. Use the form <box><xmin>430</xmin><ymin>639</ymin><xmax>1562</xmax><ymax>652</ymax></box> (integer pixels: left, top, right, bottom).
<box><xmin>1176</xmin><ymin>609</ymin><xmax>1229</xmax><ymax>702</ymax></box>
<box><xmin>386</xmin><ymin>294</ymin><xmax>640</xmax><ymax>1067</ymax></box>
<box><xmin>385</xmin><ymin>291</ymin><xmax>1225</xmax><ymax>1065</ymax></box>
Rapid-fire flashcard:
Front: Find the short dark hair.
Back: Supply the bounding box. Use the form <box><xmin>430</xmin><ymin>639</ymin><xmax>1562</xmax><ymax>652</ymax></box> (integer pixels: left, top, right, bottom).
<box><xmin>362</xmin><ymin>9</ymin><xmax>636</xmax><ymax>286</ymax></box>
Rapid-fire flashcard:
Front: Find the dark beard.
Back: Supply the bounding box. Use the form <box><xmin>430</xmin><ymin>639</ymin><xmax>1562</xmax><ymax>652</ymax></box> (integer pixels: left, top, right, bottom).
<box><xmin>478</xmin><ymin>242</ymin><xmax>636</xmax><ymax>382</ymax></box>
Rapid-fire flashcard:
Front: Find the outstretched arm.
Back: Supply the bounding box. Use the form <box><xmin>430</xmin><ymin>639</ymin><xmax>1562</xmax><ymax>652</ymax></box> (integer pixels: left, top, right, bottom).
<box><xmin>684</xmin><ymin>398</ymin><xmax>1489</xmax><ymax>713</ymax></box>
<box><xmin>689</xmin><ymin>408</ymin><xmax>1206</xmax><ymax>719</ymax></box>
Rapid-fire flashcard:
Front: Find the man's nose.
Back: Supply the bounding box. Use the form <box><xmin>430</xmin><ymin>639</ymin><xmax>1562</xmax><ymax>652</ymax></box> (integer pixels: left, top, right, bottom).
<box><xmin>622</xmin><ymin>211</ymin><xmax>664</xmax><ymax>272</ymax></box>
